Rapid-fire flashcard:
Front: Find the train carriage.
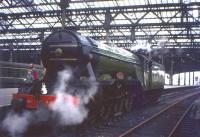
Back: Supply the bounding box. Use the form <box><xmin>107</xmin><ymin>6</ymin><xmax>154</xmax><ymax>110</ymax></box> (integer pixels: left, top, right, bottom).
<box><xmin>0</xmin><ymin>61</ymin><xmax>43</xmax><ymax>107</ymax></box>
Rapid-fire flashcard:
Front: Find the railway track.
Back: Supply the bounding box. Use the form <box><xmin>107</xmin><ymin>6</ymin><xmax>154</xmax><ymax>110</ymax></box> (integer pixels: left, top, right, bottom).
<box><xmin>162</xmin><ymin>86</ymin><xmax>198</xmax><ymax>95</ymax></box>
<box><xmin>169</xmin><ymin>97</ymin><xmax>200</xmax><ymax>137</ymax></box>
<box><xmin>0</xmin><ymin>87</ymin><xmax>199</xmax><ymax>137</ymax></box>
<box><xmin>118</xmin><ymin>91</ymin><xmax>200</xmax><ymax>137</ymax></box>
<box><xmin>167</xmin><ymin>103</ymin><xmax>193</xmax><ymax>137</ymax></box>
<box><xmin>75</xmin><ymin>88</ymin><xmax>200</xmax><ymax>137</ymax></box>
<box><xmin>160</xmin><ymin>87</ymin><xmax>200</xmax><ymax>102</ymax></box>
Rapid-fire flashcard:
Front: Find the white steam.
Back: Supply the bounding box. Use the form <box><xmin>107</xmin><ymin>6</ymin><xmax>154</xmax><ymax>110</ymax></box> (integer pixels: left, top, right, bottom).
<box><xmin>157</xmin><ymin>37</ymin><xmax>168</xmax><ymax>48</ymax></box>
<box><xmin>50</xmin><ymin>68</ymin><xmax>98</xmax><ymax>125</ymax></box>
<box><xmin>54</xmin><ymin>69</ymin><xmax>72</xmax><ymax>93</ymax></box>
<box><xmin>131</xmin><ymin>40</ymin><xmax>152</xmax><ymax>52</ymax></box>
<box><xmin>1</xmin><ymin>67</ymin><xmax>98</xmax><ymax>136</ymax></box>
<box><xmin>50</xmin><ymin>92</ymin><xmax>88</xmax><ymax>125</ymax></box>
<box><xmin>1</xmin><ymin>105</ymin><xmax>52</xmax><ymax>137</ymax></box>
<box><xmin>131</xmin><ymin>38</ymin><xmax>169</xmax><ymax>53</ymax></box>
<box><xmin>1</xmin><ymin>111</ymin><xmax>31</xmax><ymax>137</ymax></box>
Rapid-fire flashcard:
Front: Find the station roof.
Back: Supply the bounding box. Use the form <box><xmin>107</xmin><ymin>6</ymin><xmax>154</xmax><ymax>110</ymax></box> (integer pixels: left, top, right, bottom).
<box><xmin>0</xmin><ymin>0</ymin><xmax>200</xmax><ymax>73</ymax></box>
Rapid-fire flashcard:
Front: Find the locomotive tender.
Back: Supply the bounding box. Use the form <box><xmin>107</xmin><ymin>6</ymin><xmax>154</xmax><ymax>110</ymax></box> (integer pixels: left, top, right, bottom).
<box><xmin>12</xmin><ymin>30</ymin><xmax>165</xmax><ymax>120</ymax></box>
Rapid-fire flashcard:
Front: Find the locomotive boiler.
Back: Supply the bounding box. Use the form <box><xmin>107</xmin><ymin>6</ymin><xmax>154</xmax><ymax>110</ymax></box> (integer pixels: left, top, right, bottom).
<box><xmin>11</xmin><ymin>30</ymin><xmax>165</xmax><ymax>121</ymax></box>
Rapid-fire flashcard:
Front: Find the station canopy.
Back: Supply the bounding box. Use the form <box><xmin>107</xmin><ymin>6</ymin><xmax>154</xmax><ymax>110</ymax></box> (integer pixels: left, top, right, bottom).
<box><xmin>0</xmin><ymin>0</ymin><xmax>200</xmax><ymax>73</ymax></box>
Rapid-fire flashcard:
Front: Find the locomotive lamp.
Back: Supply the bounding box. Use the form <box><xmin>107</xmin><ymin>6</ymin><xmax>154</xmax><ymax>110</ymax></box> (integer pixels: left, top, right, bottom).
<box><xmin>41</xmin><ymin>83</ymin><xmax>47</xmax><ymax>95</ymax></box>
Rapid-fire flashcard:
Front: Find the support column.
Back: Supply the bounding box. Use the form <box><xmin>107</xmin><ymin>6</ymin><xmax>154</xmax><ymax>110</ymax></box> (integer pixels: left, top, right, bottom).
<box><xmin>61</xmin><ymin>8</ymin><xmax>66</xmax><ymax>29</ymax></box>
<box><xmin>178</xmin><ymin>73</ymin><xmax>180</xmax><ymax>86</ymax></box>
<box><xmin>39</xmin><ymin>31</ymin><xmax>45</xmax><ymax>65</ymax></box>
<box><xmin>170</xmin><ymin>56</ymin><xmax>174</xmax><ymax>85</ymax></box>
<box><xmin>148</xmin><ymin>52</ymin><xmax>152</xmax><ymax>89</ymax></box>
<box><xmin>39</xmin><ymin>31</ymin><xmax>44</xmax><ymax>43</ymax></box>
<box><xmin>193</xmin><ymin>72</ymin><xmax>195</xmax><ymax>85</ymax></box>
<box><xmin>9</xmin><ymin>50</ymin><xmax>13</xmax><ymax>62</ymax></box>
<box><xmin>9</xmin><ymin>44</ymin><xmax>13</xmax><ymax>62</ymax></box>
<box><xmin>105</xmin><ymin>29</ymin><xmax>110</xmax><ymax>44</ymax></box>
<box><xmin>131</xmin><ymin>27</ymin><xmax>136</xmax><ymax>42</ymax></box>
<box><xmin>104</xmin><ymin>10</ymin><xmax>112</xmax><ymax>44</ymax></box>
<box><xmin>189</xmin><ymin>72</ymin><xmax>191</xmax><ymax>86</ymax></box>
<box><xmin>184</xmin><ymin>72</ymin><xmax>186</xmax><ymax>86</ymax></box>
<box><xmin>59</xmin><ymin>0</ymin><xmax>70</xmax><ymax>29</ymax></box>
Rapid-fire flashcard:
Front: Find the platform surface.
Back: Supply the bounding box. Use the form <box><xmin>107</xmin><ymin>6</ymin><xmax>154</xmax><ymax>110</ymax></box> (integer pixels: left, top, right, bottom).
<box><xmin>0</xmin><ymin>88</ymin><xmax>18</xmax><ymax>107</ymax></box>
<box><xmin>164</xmin><ymin>85</ymin><xmax>197</xmax><ymax>89</ymax></box>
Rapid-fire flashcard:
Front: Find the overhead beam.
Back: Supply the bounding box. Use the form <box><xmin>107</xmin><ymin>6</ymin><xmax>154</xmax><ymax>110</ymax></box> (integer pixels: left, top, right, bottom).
<box><xmin>1</xmin><ymin>21</ymin><xmax>199</xmax><ymax>33</ymax></box>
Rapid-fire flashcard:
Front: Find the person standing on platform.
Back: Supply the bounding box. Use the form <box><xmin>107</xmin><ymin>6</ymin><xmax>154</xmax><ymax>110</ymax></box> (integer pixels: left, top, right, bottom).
<box><xmin>19</xmin><ymin>65</ymin><xmax>34</xmax><ymax>93</ymax></box>
<box><xmin>30</xmin><ymin>64</ymin><xmax>39</xmax><ymax>81</ymax></box>
<box><xmin>29</xmin><ymin>64</ymin><xmax>41</xmax><ymax>99</ymax></box>
<box><xmin>26</xmin><ymin>68</ymin><xmax>34</xmax><ymax>83</ymax></box>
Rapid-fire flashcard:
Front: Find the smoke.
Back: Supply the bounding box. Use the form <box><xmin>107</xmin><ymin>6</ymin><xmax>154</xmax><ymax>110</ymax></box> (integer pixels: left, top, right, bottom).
<box><xmin>54</xmin><ymin>69</ymin><xmax>72</xmax><ymax>93</ymax></box>
<box><xmin>157</xmin><ymin>38</ymin><xmax>170</xmax><ymax>54</ymax></box>
<box><xmin>1</xmin><ymin>111</ymin><xmax>31</xmax><ymax>137</ymax></box>
<box><xmin>131</xmin><ymin>38</ymin><xmax>170</xmax><ymax>54</ymax></box>
<box><xmin>0</xmin><ymin>67</ymin><xmax>98</xmax><ymax>136</ymax></box>
<box><xmin>1</xmin><ymin>106</ymin><xmax>52</xmax><ymax>137</ymax></box>
<box><xmin>31</xmin><ymin>104</ymin><xmax>51</xmax><ymax>124</ymax></box>
<box><xmin>50</xmin><ymin>67</ymin><xmax>98</xmax><ymax>126</ymax></box>
<box><xmin>50</xmin><ymin>92</ymin><xmax>88</xmax><ymax>125</ymax></box>
<box><xmin>78</xmin><ymin>81</ymin><xmax>98</xmax><ymax>104</ymax></box>
<box><xmin>176</xmin><ymin>47</ymin><xmax>184</xmax><ymax>56</ymax></box>
<box><xmin>130</xmin><ymin>40</ymin><xmax>152</xmax><ymax>52</ymax></box>
<box><xmin>0</xmin><ymin>98</ymin><xmax>52</xmax><ymax>137</ymax></box>
<box><xmin>157</xmin><ymin>38</ymin><xmax>167</xmax><ymax>48</ymax></box>
<box><xmin>149</xmin><ymin>38</ymin><xmax>168</xmax><ymax>58</ymax></box>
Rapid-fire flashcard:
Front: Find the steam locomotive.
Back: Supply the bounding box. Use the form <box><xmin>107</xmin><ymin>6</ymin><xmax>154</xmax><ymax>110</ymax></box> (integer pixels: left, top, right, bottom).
<box><xmin>11</xmin><ymin>30</ymin><xmax>165</xmax><ymax>121</ymax></box>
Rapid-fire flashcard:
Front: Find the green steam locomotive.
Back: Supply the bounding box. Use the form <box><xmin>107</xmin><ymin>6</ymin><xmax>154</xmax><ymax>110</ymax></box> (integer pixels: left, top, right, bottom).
<box><xmin>12</xmin><ymin>30</ymin><xmax>165</xmax><ymax>121</ymax></box>
<box><xmin>41</xmin><ymin>30</ymin><xmax>164</xmax><ymax>117</ymax></box>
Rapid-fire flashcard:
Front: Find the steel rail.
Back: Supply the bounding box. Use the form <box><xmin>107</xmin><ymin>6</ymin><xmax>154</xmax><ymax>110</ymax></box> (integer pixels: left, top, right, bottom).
<box><xmin>167</xmin><ymin>102</ymin><xmax>194</xmax><ymax>137</ymax></box>
<box><xmin>118</xmin><ymin>91</ymin><xmax>200</xmax><ymax>137</ymax></box>
<box><xmin>160</xmin><ymin>87</ymin><xmax>200</xmax><ymax>101</ymax></box>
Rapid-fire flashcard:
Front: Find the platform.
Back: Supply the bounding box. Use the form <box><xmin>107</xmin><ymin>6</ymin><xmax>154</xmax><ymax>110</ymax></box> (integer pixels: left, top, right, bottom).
<box><xmin>0</xmin><ymin>88</ymin><xmax>18</xmax><ymax>107</ymax></box>
<box><xmin>164</xmin><ymin>85</ymin><xmax>198</xmax><ymax>89</ymax></box>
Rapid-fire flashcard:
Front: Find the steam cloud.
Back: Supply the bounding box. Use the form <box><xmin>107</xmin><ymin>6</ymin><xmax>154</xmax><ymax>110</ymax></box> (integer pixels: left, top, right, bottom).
<box><xmin>131</xmin><ymin>38</ymin><xmax>169</xmax><ymax>53</ymax></box>
<box><xmin>1</xmin><ymin>106</ymin><xmax>52</xmax><ymax>137</ymax></box>
<box><xmin>0</xmin><ymin>67</ymin><xmax>98</xmax><ymax>136</ymax></box>
<box><xmin>50</xmin><ymin>68</ymin><xmax>98</xmax><ymax>125</ymax></box>
<box><xmin>1</xmin><ymin>111</ymin><xmax>31</xmax><ymax>137</ymax></box>
<box><xmin>131</xmin><ymin>40</ymin><xmax>152</xmax><ymax>52</ymax></box>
